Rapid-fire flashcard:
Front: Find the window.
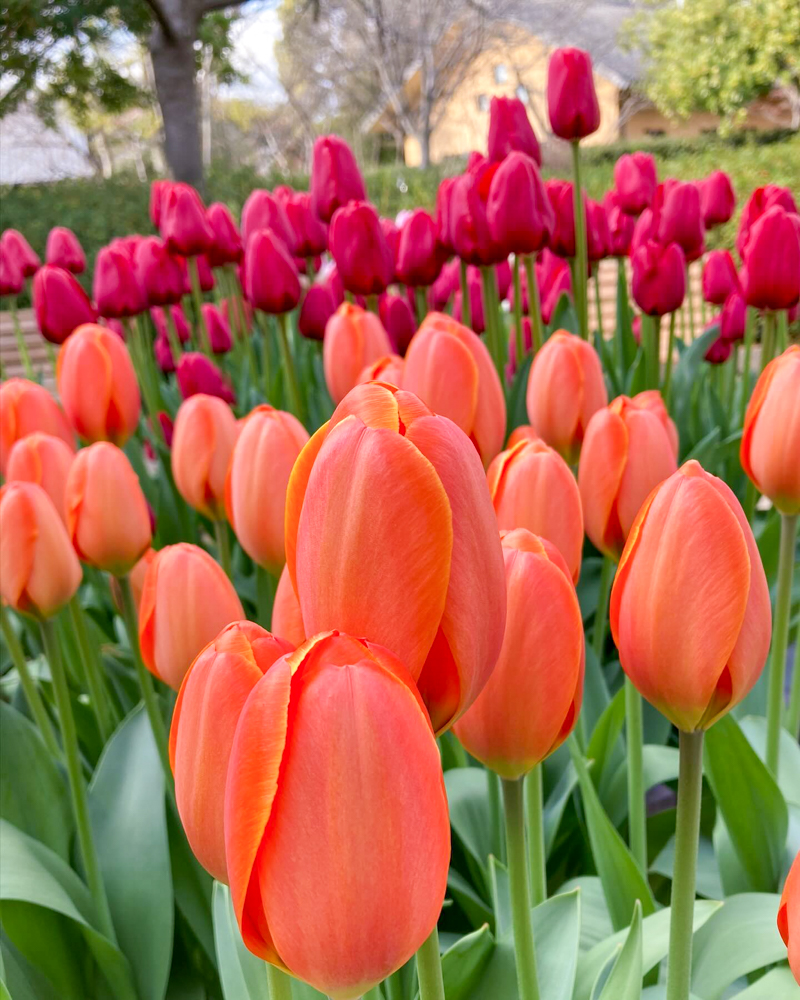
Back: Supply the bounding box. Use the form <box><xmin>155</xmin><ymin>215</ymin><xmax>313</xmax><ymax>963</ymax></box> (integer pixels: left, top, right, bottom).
<box><xmin>515</xmin><ymin>84</ymin><xmax>529</xmax><ymax>105</ymax></box>
<box><xmin>645</xmin><ymin>128</ymin><xmax>666</xmax><ymax>137</ymax></box>
<box><xmin>493</xmin><ymin>64</ymin><xmax>508</xmax><ymax>84</ymax></box>
<box><xmin>476</xmin><ymin>94</ymin><xmax>489</xmax><ymax>112</ymax></box>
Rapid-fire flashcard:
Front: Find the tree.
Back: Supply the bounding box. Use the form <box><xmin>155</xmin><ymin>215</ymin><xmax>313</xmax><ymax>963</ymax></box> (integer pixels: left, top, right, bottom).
<box><xmin>632</xmin><ymin>0</ymin><xmax>800</xmax><ymax>132</ymax></box>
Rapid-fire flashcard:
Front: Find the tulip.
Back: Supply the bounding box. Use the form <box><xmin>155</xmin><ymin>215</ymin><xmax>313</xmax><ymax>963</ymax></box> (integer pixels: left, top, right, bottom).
<box><xmin>429</xmin><ymin>258</ymin><xmax>460</xmax><ymax>311</ymax></box>
<box><xmin>32</xmin><ymin>265</ymin><xmax>98</xmax><ymax>344</ymax></box>
<box><xmin>1</xmin><ymin>230</ymin><xmax>40</xmax><ymax>277</ymax></box>
<box><xmin>298</xmin><ymin>282</ymin><xmax>337</xmax><ymax>340</ymax></box>
<box><xmin>487</xmin><ymin>438</ymin><xmax>584</xmax><ymax>582</ymax></box>
<box><xmin>64</xmin><ymin>442</ymin><xmax>152</xmax><ymax>576</ymax></box>
<box><xmin>6</xmin><ymin>432</ymin><xmax>74</xmax><ymax>523</ymax></box>
<box><xmin>176</xmin><ymin>352</ymin><xmax>236</xmax><ymax>405</ymax></box>
<box><xmin>779</xmin><ymin>850</ymin><xmax>800</xmax><ymax>985</ymax></box>
<box><xmin>613</xmin><ymin>152</ymin><xmax>657</xmax><ymax>215</ymax></box>
<box><xmin>699</xmin><ymin>170</ymin><xmax>735</xmax><ymax>228</ymax></box>
<box><xmin>736</xmin><ymin>184</ymin><xmax>797</xmax><ymax>259</ymax></box>
<box><xmin>525</xmin><ymin>331</ymin><xmax>607</xmax><ymax>463</ymax></box>
<box><xmin>403</xmin><ymin>312</ymin><xmax>506</xmax><ymax>466</ymax></box>
<box><xmin>225</xmin><ymin>405</ymin><xmax>309</xmax><ymax>573</ymax></box>
<box><xmin>453</xmin><ymin>266</ymin><xmax>485</xmax><ymax>334</ymax></box>
<box><xmin>630</xmin><ymin>206</ymin><xmax>658</xmax><ymax>258</ymax></box>
<box><xmin>604</xmin><ymin>191</ymin><xmax>635</xmax><ymax>257</ymax></box>
<box><xmin>487</xmin><ymin>95</ymin><xmax>541</xmax><ymax>165</ymax></box>
<box><xmin>322</xmin><ymin>303</ymin><xmax>393</xmax><ymax>403</ymax></box>
<box><xmin>224</xmin><ymin>630</ymin><xmax>449</xmax><ymax>996</ymax></box>
<box><xmin>0</xmin><ymin>245</ymin><xmax>24</xmax><ymax>297</ymax></box>
<box><xmin>631</xmin><ymin>241</ymin><xmax>686</xmax><ymax>316</ymax></box>
<box><xmin>138</xmin><ymin>543</ymin><xmax>245</xmax><ymax>690</ymax></box>
<box><xmin>657</xmin><ymin>181</ymin><xmax>704</xmax><ymax>261</ymax></box>
<box><xmin>702</xmin><ymin>250</ymin><xmax>739</xmax><ymax>306</ymax></box>
<box><xmin>0</xmin><ymin>378</ymin><xmax>75</xmax><ymax>476</ymax></box>
<box><xmin>172</xmin><ymin>394</ymin><xmax>239</xmax><ymax>520</ymax></box>
<box><xmin>450</xmin><ymin>165</ymin><xmax>505</xmax><ymax>266</ymax></box>
<box><xmin>155</xmin><ymin>334</ymin><xmax>177</xmax><ymax>374</ymax></box>
<box><xmin>586</xmin><ymin>198</ymin><xmax>610</xmax><ymax>261</ymax></box>
<box><xmin>45</xmin><ymin>227</ymin><xmax>85</xmax><ymax>274</ymax></box>
<box><xmin>93</xmin><ymin>244</ymin><xmax>147</xmax><ymax>318</ymax></box>
<box><xmin>536</xmin><ymin>250</ymin><xmax>573</xmax><ymax>324</ymax></box>
<box><xmin>631</xmin><ymin>389</ymin><xmax>679</xmax><ymax>457</ymax></box>
<box><xmin>206</xmin><ymin>202</ymin><xmax>242</xmax><ymax>267</ymax></box>
<box><xmin>720</xmin><ymin>292</ymin><xmax>746</xmax><ymax>343</ymax></box>
<box><xmin>546</xmin><ymin>179</ymin><xmax>578</xmax><ymax>258</ymax></box>
<box><xmin>169</xmin><ymin>621</ymin><xmax>293</xmax><ymax>882</ymax></box>
<box><xmin>506</xmin><ymin>424</ymin><xmax>540</xmax><ymax>448</ymax></box>
<box><xmin>243</xmin><ymin>228</ymin><xmax>301</xmax><ymax>316</ymax></box>
<box><xmin>57</xmin><ymin>323</ymin><xmax>140</xmax><ymax>445</ymax></box>
<box><xmin>271</xmin><ymin>566</ymin><xmax>306</xmax><ymax>646</ymax></box>
<box><xmin>160</xmin><ymin>183</ymin><xmax>214</xmax><ymax>257</ymax></box>
<box><xmin>547</xmin><ymin>47</ymin><xmax>600</xmax><ymax>140</ymax></box>
<box><xmin>705</xmin><ymin>334</ymin><xmax>732</xmax><ymax>365</ymax></box>
<box><xmin>487</xmin><ymin>152</ymin><xmax>553</xmax><ymax>257</ymax></box>
<box><xmin>379</xmin><ymin>293</ymin><xmax>417</xmax><ymax>354</ymax></box>
<box><xmin>241</xmin><ymin>190</ymin><xmax>296</xmax><ymax>254</ymax></box>
<box><xmin>134</xmin><ymin>237</ymin><xmax>185</xmax><ymax>306</ymax></box>
<box><xmin>149</xmin><ymin>180</ymin><xmax>170</xmax><ymax>228</ymax></box>
<box><xmin>435</xmin><ymin>177</ymin><xmax>457</xmax><ymax>254</ymax></box>
<box><xmin>281</xmin><ymin>191</ymin><xmax>328</xmax><ymax>258</ymax></box>
<box><xmin>201</xmin><ymin>303</ymin><xmax>232</xmax><ymax>354</ymax></box>
<box><xmin>357</xmin><ymin>354</ymin><xmax>405</xmax><ymax>386</ymax></box>
<box><xmin>151</xmin><ymin>303</ymin><xmax>191</xmax><ymax>344</ymax></box>
<box><xmin>379</xmin><ymin>217</ymin><xmax>400</xmax><ymax>281</ymax></box>
<box><xmin>578</xmin><ymin>395</ymin><xmax>678</xmax><ymax>561</ymax></box>
<box><xmin>610</xmin><ymin>460</ymin><xmax>770</xmax><ymax>731</ymax></box>
<box><xmin>742</xmin><ymin>206</ymin><xmax>800</xmax><ymax>311</ymax></box>
<box><xmin>189</xmin><ymin>253</ymin><xmax>216</xmax><ymax>293</ymax></box>
<box><xmin>396</xmin><ymin>210</ymin><xmax>442</xmax><ymax>287</ymax></box>
<box><xmin>310</xmin><ymin>134</ymin><xmax>367</xmax><ymax>222</ymax></box>
<box><xmin>0</xmin><ymin>481</ymin><xmax>81</xmax><ymax>618</ymax></box>
<box><xmin>285</xmin><ymin>381</ymin><xmax>506</xmax><ymax>733</ymax></box>
<box><xmin>328</xmin><ymin>202</ymin><xmax>393</xmax><ymax>296</ymax></box>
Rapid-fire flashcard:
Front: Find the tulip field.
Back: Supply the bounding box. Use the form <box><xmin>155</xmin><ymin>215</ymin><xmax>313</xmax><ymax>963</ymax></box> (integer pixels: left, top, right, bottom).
<box><xmin>2</xmin><ymin>44</ymin><xmax>800</xmax><ymax>1000</ymax></box>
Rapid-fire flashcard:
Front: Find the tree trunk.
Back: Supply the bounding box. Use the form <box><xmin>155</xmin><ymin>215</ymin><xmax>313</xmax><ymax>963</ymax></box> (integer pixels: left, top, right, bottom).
<box><xmin>420</xmin><ymin>129</ymin><xmax>431</xmax><ymax>168</ymax></box>
<box><xmin>150</xmin><ymin>26</ymin><xmax>204</xmax><ymax>188</ymax></box>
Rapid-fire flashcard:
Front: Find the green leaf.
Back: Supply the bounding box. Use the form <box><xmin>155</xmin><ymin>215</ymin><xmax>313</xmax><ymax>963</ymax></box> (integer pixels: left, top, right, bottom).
<box><xmin>506</xmin><ymin>353</ymin><xmax>533</xmax><ymax>438</ymax></box>
<box><xmin>1</xmin><ymin>933</ymin><xmax>62</xmax><ymax>1000</ymax></box>
<box><xmin>605</xmin><ymin>746</ymin><xmax>680</xmax><ymax>826</ymax></box>
<box><xmin>439</xmin><ymin>924</ymin><xmax>494</xmax><ymax>1000</ymax></box>
<box><xmin>0</xmin><ymin>702</ymin><xmax>72</xmax><ymax>861</ymax></box>
<box><xmin>544</xmin><ymin>761</ymin><xmax>578</xmax><ymax>858</ymax></box>
<box><xmin>739</xmin><ymin>715</ymin><xmax>800</xmax><ymax>807</ymax></box>
<box><xmin>89</xmin><ymin>706</ymin><xmax>173</xmax><ymax>1000</ymax></box>
<box><xmin>726</xmin><ymin>965</ymin><xmax>798</xmax><ymax>998</ymax></box>
<box><xmin>533</xmin><ymin>890</ymin><xmax>581</xmax><ymax>1000</ymax></box>
<box><xmin>444</xmin><ymin>768</ymin><xmax>492</xmax><ymax>878</ymax></box>
<box><xmin>548</xmin><ymin>292</ymin><xmax>579</xmax><ymax>337</ymax></box>
<box><xmin>587</xmin><ymin>687</ymin><xmax>626</xmax><ymax>801</ymax></box>
<box><xmin>650</xmin><ymin>836</ymin><xmax>723</xmax><ymax>900</ymax></box>
<box><xmin>582</xmin><ymin>645</ymin><xmax>612</xmax><ymax>743</ymax></box>
<box><xmin>704</xmin><ymin>714</ymin><xmax>788</xmax><ymax>892</ymax></box>
<box><xmin>212</xmin><ymin>882</ymin><xmax>269</xmax><ymax>1000</ymax></box>
<box><xmin>596</xmin><ymin>900</ymin><xmax>642</xmax><ymax>1000</ymax></box>
<box><xmin>447</xmin><ymin>869</ymin><xmax>493</xmax><ymax>930</ymax></box>
<box><xmin>488</xmin><ymin>856</ymin><xmax>511</xmax><ymax>938</ymax></box>
<box><xmin>671</xmin><ymin>325</ymin><xmax>719</xmax><ymax>457</ymax></box>
<box><xmin>560</xmin><ymin>877</ymin><xmax>613</xmax><ymax>952</ymax></box>
<box><xmin>167</xmin><ymin>804</ymin><xmax>216</xmax><ymax>967</ymax></box>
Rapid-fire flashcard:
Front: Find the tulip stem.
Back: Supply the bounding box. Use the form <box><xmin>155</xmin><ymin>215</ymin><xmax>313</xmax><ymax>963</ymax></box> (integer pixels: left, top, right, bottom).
<box><xmin>785</xmin><ymin>618</ymin><xmax>800</xmax><ymax>741</ymax></box>
<box><xmin>766</xmin><ymin>513</ymin><xmax>798</xmax><ymax>775</ymax></box>
<box><xmin>513</xmin><ymin>255</ymin><xmax>525</xmax><ymax>366</ymax></box>
<box><xmin>570</xmin><ymin>141</ymin><xmax>588</xmax><ymax>341</ymax></box>
<box><xmin>592</xmin><ymin>556</ymin><xmax>615</xmax><ymax>661</ymax></box>
<box><xmin>761</xmin><ymin>311</ymin><xmax>776</xmax><ymax>372</ymax></box>
<box><xmin>1</xmin><ymin>606</ymin><xmax>61</xmax><ymax>759</ymax></box>
<box><xmin>366</xmin><ymin>294</ymin><xmax>379</xmax><ymax>316</ymax></box>
<box><xmin>9</xmin><ymin>297</ymin><xmax>35</xmax><ymax>380</ymax></box>
<box><xmin>266</xmin><ymin>965</ymin><xmax>293</xmax><ymax>1000</ymax></box>
<box><xmin>164</xmin><ymin>307</ymin><xmax>184</xmax><ymax>362</ymax></box>
<box><xmin>739</xmin><ymin>307</ymin><xmax>756</xmax><ymax>426</ymax></box>
<box><xmin>502</xmin><ymin>777</ymin><xmax>541</xmax><ymax>1000</ymax></box>
<box><xmin>68</xmin><ymin>596</ymin><xmax>116</xmax><ymax>742</ymax></box>
<box><xmin>524</xmin><ymin>254</ymin><xmax>543</xmax><ymax>354</ymax></box>
<box><xmin>40</xmin><ymin>617</ymin><xmax>116</xmax><ymax>941</ymax></box>
<box><xmin>479</xmin><ymin>265</ymin><xmax>499</xmax><ymax>374</ymax></box>
<box><xmin>666</xmin><ymin>729</ymin><xmax>704</xmax><ymax>1000</ymax></box>
<box><xmin>416</xmin><ymin>925</ymin><xmax>445</xmax><ymax>1000</ymax></box>
<box><xmin>459</xmin><ymin>259</ymin><xmax>472</xmax><ymax>330</ymax></box>
<box><xmin>488</xmin><ymin>768</ymin><xmax>505</xmax><ymax>862</ymax></box>
<box><xmin>276</xmin><ymin>311</ymin><xmax>306</xmax><ymax>425</ymax></box>
<box><xmin>625</xmin><ymin>678</ymin><xmax>647</xmax><ymax>871</ymax></box>
<box><xmin>189</xmin><ymin>256</ymin><xmax>212</xmax><ymax>355</ymax></box>
<box><xmin>415</xmin><ymin>286</ymin><xmax>428</xmax><ymax>324</ymax></box>
<box><xmin>526</xmin><ymin>765</ymin><xmax>547</xmax><ymax>906</ymax></box>
<box><xmin>662</xmin><ymin>311</ymin><xmax>678</xmax><ymax>405</ymax></box>
<box><xmin>214</xmin><ymin>520</ymin><xmax>233</xmax><ymax>580</ymax></box>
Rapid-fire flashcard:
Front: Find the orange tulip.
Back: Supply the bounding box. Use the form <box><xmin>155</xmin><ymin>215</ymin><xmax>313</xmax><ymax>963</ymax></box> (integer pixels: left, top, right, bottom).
<box><xmin>0</xmin><ymin>481</ymin><xmax>81</xmax><ymax>618</ymax></box>
<box><xmin>402</xmin><ymin>312</ymin><xmax>506</xmax><ymax>466</ymax></box>
<box><xmin>525</xmin><ymin>330</ymin><xmax>607</xmax><ymax>463</ymax></box>
<box><xmin>6</xmin><ymin>432</ymin><xmax>75</xmax><ymax>523</ymax></box>
<box><xmin>779</xmin><ymin>849</ymin><xmax>800</xmax><ymax>985</ymax></box>
<box><xmin>487</xmin><ymin>437</ymin><xmax>584</xmax><ymax>583</ymax></box>
<box><xmin>454</xmin><ymin>529</ymin><xmax>584</xmax><ymax>777</ymax></box>
<box><xmin>169</xmin><ymin>621</ymin><xmax>293</xmax><ymax>882</ymax></box>
<box><xmin>271</xmin><ymin>565</ymin><xmax>305</xmax><ymax>646</ymax></box>
<box><xmin>285</xmin><ymin>381</ymin><xmax>506</xmax><ymax>733</ymax></box>
<box><xmin>578</xmin><ymin>395</ymin><xmax>678</xmax><ymax>561</ymax></box>
<box><xmin>610</xmin><ymin>460</ymin><xmax>771</xmax><ymax>731</ymax></box>
<box><xmin>172</xmin><ymin>394</ymin><xmax>239</xmax><ymax>520</ymax></box>
<box><xmin>139</xmin><ymin>543</ymin><xmax>245</xmax><ymax>690</ymax></box>
<box><xmin>631</xmin><ymin>389</ymin><xmax>679</xmax><ymax>458</ymax></box>
<box><xmin>65</xmin><ymin>442</ymin><xmax>152</xmax><ymax>576</ymax></box>
<box><xmin>356</xmin><ymin>354</ymin><xmax>405</xmax><ymax>387</ymax></box>
<box><xmin>225</xmin><ymin>405</ymin><xmax>309</xmax><ymax>573</ymax></box>
<box><xmin>322</xmin><ymin>302</ymin><xmax>392</xmax><ymax>403</ymax></box>
<box><xmin>741</xmin><ymin>346</ymin><xmax>800</xmax><ymax>514</ymax></box>
<box><xmin>224</xmin><ymin>630</ymin><xmax>450</xmax><ymax>998</ymax></box>
<box><xmin>506</xmin><ymin>424</ymin><xmax>540</xmax><ymax>449</ymax></box>
<box><xmin>0</xmin><ymin>378</ymin><xmax>75</xmax><ymax>476</ymax></box>
<box><xmin>57</xmin><ymin>323</ymin><xmax>140</xmax><ymax>445</ymax></box>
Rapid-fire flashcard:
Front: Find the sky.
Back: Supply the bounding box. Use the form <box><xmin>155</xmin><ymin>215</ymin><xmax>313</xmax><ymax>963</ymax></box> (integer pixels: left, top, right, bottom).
<box><xmin>225</xmin><ymin>2</ymin><xmax>285</xmax><ymax>104</ymax></box>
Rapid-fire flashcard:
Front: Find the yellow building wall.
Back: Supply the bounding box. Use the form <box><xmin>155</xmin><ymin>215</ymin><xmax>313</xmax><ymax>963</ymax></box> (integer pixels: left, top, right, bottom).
<box><xmin>624</xmin><ymin>97</ymin><xmax>792</xmax><ymax>141</ymax></box>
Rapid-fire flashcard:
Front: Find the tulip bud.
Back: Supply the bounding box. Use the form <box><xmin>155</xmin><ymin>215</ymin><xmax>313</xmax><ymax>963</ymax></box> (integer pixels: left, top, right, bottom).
<box><xmin>241</xmin><ymin>190</ymin><xmax>296</xmax><ymax>254</ymax></box>
<box><xmin>45</xmin><ymin>227</ymin><xmax>85</xmax><ymax>274</ymax></box>
<box><xmin>699</xmin><ymin>170</ymin><xmax>735</xmax><ymax>228</ymax></box>
<box><xmin>449</xmin><ymin>165</ymin><xmax>505</xmax><ymax>266</ymax></box>
<box><xmin>281</xmin><ymin>191</ymin><xmax>328</xmax><ymax>258</ymax></box>
<box><xmin>149</xmin><ymin>180</ymin><xmax>170</xmax><ymax>228</ymax></box>
<box><xmin>604</xmin><ymin>190</ymin><xmax>635</xmax><ymax>257</ymax></box>
<box><xmin>526</xmin><ymin>331</ymin><xmax>607</xmax><ymax>464</ymax></box>
<box><xmin>176</xmin><ymin>352</ymin><xmax>236</xmax><ymax>405</ymax></box>
<box><xmin>271</xmin><ymin>566</ymin><xmax>305</xmax><ymax>646</ymax></box>
<box><xmin>64</xmin><ymin>442</ymin><xmax>152</xmax><ymax>575</ymax></box>
<box><xmin>657</xmin><ymin>182</ymin><xmax>705</xmax><ymax>261</ymax></box>
<box><xmin>547</xmin><ymin>47</ymin><xmax>600</xmax><ymax>140</ymax></box>
<box><xmin>454</xmin><ymin>529</ymin><xmax>583</xmax><ymax>776</ymax></box>
<box><xmin>151</xmin><ymin>303</ymin><xmax>191</xmax><ymax>345</ymax></box>
<box><xmin>736</xmin><ymin>184</ymin><xmax>797</xmax><ymax>259</ymax></box>
<box><xmin>93</xmin><ymin>245</ymin><xmax>147</xmax><ymax>318</ymax></box>
<box><xmin>172</xmin><ymin>394</ymin><xmax>239</xmax><ymax>520</ymax></box>
<box><xmin>244</xmin><ymin>229</ymin><xmax>301</xmax><ymax>314</ymax></box>
<box><xmin>57</xmin><ymin>323</ymin><xmax>140</xmax><ymax>445</ymax></box>
<box><xmin>630</xmin><ymin>389</ymin><xmax>679</xmax><ymax>457</ymax></box>
<box><xmin>201</xmin><ymin>303</ymin><xmax>232</xmax><ymax>354</ymax></box>
<box><xmin>310</xmin><ymin>134</ymin><xmax>367</xmax><ymax>222</ymax></box>
<box><xmin>32</xmin><ymin>264</ymin><xmax>98</xmax><ymax>344</ymax></box>
<box><xmin>778</xmin><ymin>850</ymin><xmax>800</xmax><ymax>985</ymax></box>
<box><xmin>139</xmin><ymin>543</ymin><xmax>245</xmax><ymax>690</ymax></box>
<box><xmin>169</xmin><ymin>621</ymin><xmax>293</xmax><ymax>882</ymax></box>
<box><xmin>379</xmin><ymin>293</ymin><xmax>417</xmax><ymax>354</ymax></box>
<box><xmin>0</xmin><ymin>378</ymin><xmax>75</xmax><ymax>476</ymax></box>
<box><xmin>487</xmin><ymin>438</ymin><xmax>584</xmax><ymax>582</ymax></box>
<box><xmin>225</xmin><ymin>405</ymin><xmax>309</xmax><ymax>573</ymax></box>
<box><xmin>6</xmin><ymin>432</ymin><xmax>74</xmax><ymax>524</ymax></box>
<box><xmin>536</xmin><ymin>249</ymin><xmax>573</xmax><ymax>323</ymax></box>
<box><xmin>206</xmin><ymin>202</ymin><xmax>242</xmax><ymax>267</ymax></box>
<box><xmin>631</xmin><ymin>241</ymin><xmax>686</xmax><ymax>317</ymax></box>
<box><xmin>322</xmin><ymin>303</ymin><xmax>393</xmax><ymax>403</ymax></box>
<box><xmin>487</xmin><ymin>152</ymin><xmax>553</xmax><ymax>257</ymax></box>
<box><xmin>160</xmin><ymin>183</ymin><xmax>214</xmax><ymax>257</ymax></box>
<box><xmin>742</xmin><ymin>206</ymin><xmax>800</xmax><ymax>311</ymax></box>
<box><xmin>611</xmin><ymin>461</ymin><xmax>771</xmax><ymax>731</ymax></box>
<box><xmin>223</xmin><ymin>630</ymin><xmax>449</xmax><ymax>995</ymax></box>
<box><xmin>0</xmin><ymin>481</ymin><xmax>81</xmax><ymax>618</ymax></box>
<box><xmin>630</xmin><ymin>206</ymin><xmax>658</xmax><ymax>258</ymax></box>
<box><xmin>1</xmin><ymin>230</ymin><xmax>40</xmax><ymax>277</ymax></box>
<box><xmin>545</xmin><ymin>179</ymin><xmax>579</xmax><ymax>258</ymax></box>
<box><xmin>403</xmin><ymin>312</ymin><xmax>506</xmax><ymax>466</ymax></box>
<box><xmin>285</xmin><ymin>382</ymin><xmax>506</xmax><ymax>734</ymax></box>
<box><xmin>356</xmin><ymin>354</ymin><xmax>405</xmax><ymax>387</ymax></box>
<box><xmin>396</xmin><ymin>210</ymin><xmax>443</xmax><ymax>287</ymax></box>
<box><xmin>613</xmin><ymin>152</ymin><xmax>657</xmax><ymax>216</ymax></box>
<box><xmin>586</xmin><ymin>198</ymin><xmax>610</xmax><ymax>261</ymax></box>
<box><xmin>298</xmin><ymin>282</ymin><xmax>337</xmax><ymax>341</ymax></box>
<box><xmin>578</xmin><ymin>395</ymin><xmax>678</xmax><ymax>561</ymax></box>
<box><xmin>429</xmin><ymin>259</ymin><xmax>460</xmax><ymax>312</ymax></box>
<box><xmin>741</xmin><ymin>346</ymin><xmax>800</xmax><ymax>515</ymax></box>
<box><xmin>702</xmin><ymin>250</ymin><xmax>740</xmax><ymax>306</ymax></box>
<box><xmin>329</xmin><ymin>201</ymin><xmax>393</xmax><ymax>296</ymax></box>
<box><xmin>487</xmin><ymin>95</ymin><xmax>541</xmax><ymax>165</ymax></box>
<box><xmin>0</xmin><ymin>245</ymin><xmax>24</xmax><ymax>297</ymax></box>
<box><xmin>134</xmin><ymin>237</ymin><xmax>185</xmax><ymax>307</ymax></box>
<box><xmin>705</xmin><ymin>333</ymin><xmax>732</xmax><ymax>365</ymax></box>
<box><xmin>435</xmin><ymin>177</ymin><xmax>457</xmax><ymax>254</ymax></box>
<box><xmin>720</xmin><ymin>292</ymin><xmax>746</xmax><ymax>343</ymax></box>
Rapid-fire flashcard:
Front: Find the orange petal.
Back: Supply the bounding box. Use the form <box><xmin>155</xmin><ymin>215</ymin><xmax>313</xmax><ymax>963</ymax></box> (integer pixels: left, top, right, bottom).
<box><xmin>284</xmin><ymin>421</ymin><xmax>330</xmax><ymax>595</ymax></box>
<box><xmin>578</xmin><ymin>407</ymin><xmax>628</xmax><ymax>559</ymax></box>
<box><xmin>402</xmin><ymin>326</ymin><xmax>479</xmax><ymax>436</ymax></box>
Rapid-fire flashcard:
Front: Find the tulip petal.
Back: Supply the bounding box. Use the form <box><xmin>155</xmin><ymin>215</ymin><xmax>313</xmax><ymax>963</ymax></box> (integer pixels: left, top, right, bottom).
<box><xmin>402</xmin><ymin>327</ymin><xmax>479</xmax><ymax>436</ymax></box>
<box><xmin>0</xmin><ymin>485</ymin><xmax>36</xmax><ymax>610</ymax></box>
<box><xmin>452</xmin><ymin>326</ymin><xmax>506</xmax><ymax>465</ymax></box>
<box><xmin>578</xmin><ymin>407</ymin><xmax>627</xmax><ymax>557</ymax></box>
<box><xmin>284</xmin><ymin>421</ymin><xmax>330</xmax><ymax>594</ymax></box>
<box><xmin>271</xmin><ymin>566</ymin><xmax>305</xmax><ymax>647</ymax></box>
<box><xmin>615</xmin><ymin>408</ymin><xmax>678</xmax><ymax>538</ymax></box>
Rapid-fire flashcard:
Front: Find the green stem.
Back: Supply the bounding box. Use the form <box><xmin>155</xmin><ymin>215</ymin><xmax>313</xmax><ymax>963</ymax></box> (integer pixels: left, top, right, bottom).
<box><xmin>685</xmin><ymin>265</ymin><xmax>696</xmax><ymax>341</ymax></box>
<box><xmin>625</xmin><ymin>678</ymin><xmax>647</xmax><ymax>871</ymax></box>
<box><xmin>385</xmin><ymin>970</ymin><xmax>405</xmax><ymax>1000</ymax></box>
<box><xmin>570</xmin><ymin>141</ymin><xmax>588</xmax><ymax>340</ymax></box>
<box><xmin>652</xmin><ymin>314</ymin><xmax>662</xmax><ymax>389</ymax></box>
<box><xmin>665</xmin><ymin>729</ymin><xmax>704</xmax><ymax>1000</ymax></box>
<box><xmin>40</xmin><ymin>617</ymin><xmax>115</xmax><ymax>940</ymax></box>
<box><xmin>526</xmin><ymin>765</ymin><xmax>547</xmax><ymax>906</ymax></box>
<box><xmin>0</xmin><ymin>606</ymin><xmax>60</xmax><ymax>758</ymax></box>
<box><xmin>414</xmin><ymin>285</ymin><xmax>428</xmax><ymax>325</ymax></box>
<box><xmin>592</xmin><ymin>556</ymin><xmax>615</xmax><ymax>661</ymax></box>
<box><xmin>276</xmin><ymin>312</ymin><xmax>305</xmax><ymax>424</ymax></box>
<box><xmin>415</xmin><ymin>925</ymin><xmax>445</xmax><ymax>1000</ymax></box>
<box><xmin>739</xmin><ymin>307</ymin><xmax>756</xmax><ymax>426</ymax></box>
<box><xmin>761</xmin><ymin>311</ymin><xmax>776</xmax><ymax>373</ymax></box>
<box><xmin>266</xmin><ymin>964</ymin><xmax>293</xmax><ymax>1000</ymax></box>
<box><xmin>189</xmin><ymin>256</ymin><xmax>211</xmax><ymax>355</ymax></box>
<box><xmin>513</xmin><ymin>255</ymin><xmax>525</xmax><ymax>366</ymax></box>
<box><xmin>256</xmin><ymin>564</ymin><xmax>277</xmax><ymax>630</ymax></box>
<box><xmin>502</xmin><ymin>777</ymin><xmax>541</xmax><ymax>1000</ymax></box>
<box><xmin>258</xmin><ymin>314</ymin><xmax>272</xmax><ymax>401</ymax></box>
<box><xmin>479</xmin><ymin>265</ymin><xmax>500</xmax><ymax>375</ymax></box>
<box><xmin>765</xmin><ymin>513</ymin><xmax>798</xmax><ymax>776</ymax></box>
<box><xmin>10</xmin><ymin>297</ymin><xmax>35</xmax><ymax>379</ymax></box>
<box><xmin>785</xmin><ymin>618</ymin><xmax>800</xmax><ymax>740</ymax></box>
<box><xmin>594</xmin><ymin>271</ymin><xmax>603</xmax><ymax>339</ymax></box>
<box><xmin>662</xmin><ymin>311</ymin><xmax>677</xmax><ymax>405</ymax></box>
<box><xmin>363</xmin><ymin>989</ymin><xmax>383</xmax><ymax>1000</ymax></box>
<box><xmin>776</xmin><ymin>309</ymin><xmax>789</xmax><ymax>354</ymax></box>
<box><xmin>459</xmin><ymin>260</ymin><xmax>471</xmax><ymax>330</ymax></box>
<box><xmin>488</xmin><ymin>768</ymin><xmax>504</xmax><ymax>862</ymax></box>
<box><xmin>366</xmin><ymin>294</ymin><xmax>380</xmax><ymax>316</ymax></box>
<box><xmin>616</xmin><ymin>258</ymin><xmax>629</xmax><ymax>376</ymax></box>
<box><xmin>68</xmin><ymin>596</ymin><xmax>115</xmax><ymax>742</ymax></box>
<box><xmin>214</xmin><ymin>520</ymin><xmax>233</xmax><ymax>580</ymax></box>
<box><xmin>524</xmin><ymin>254</ymin><xmax>543</xmax><ymax>354</ymax></box>
<box><xmin>164</xmin><ymin>307</ymin><xmax>184</xmax><ymax>361</ymax></box>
